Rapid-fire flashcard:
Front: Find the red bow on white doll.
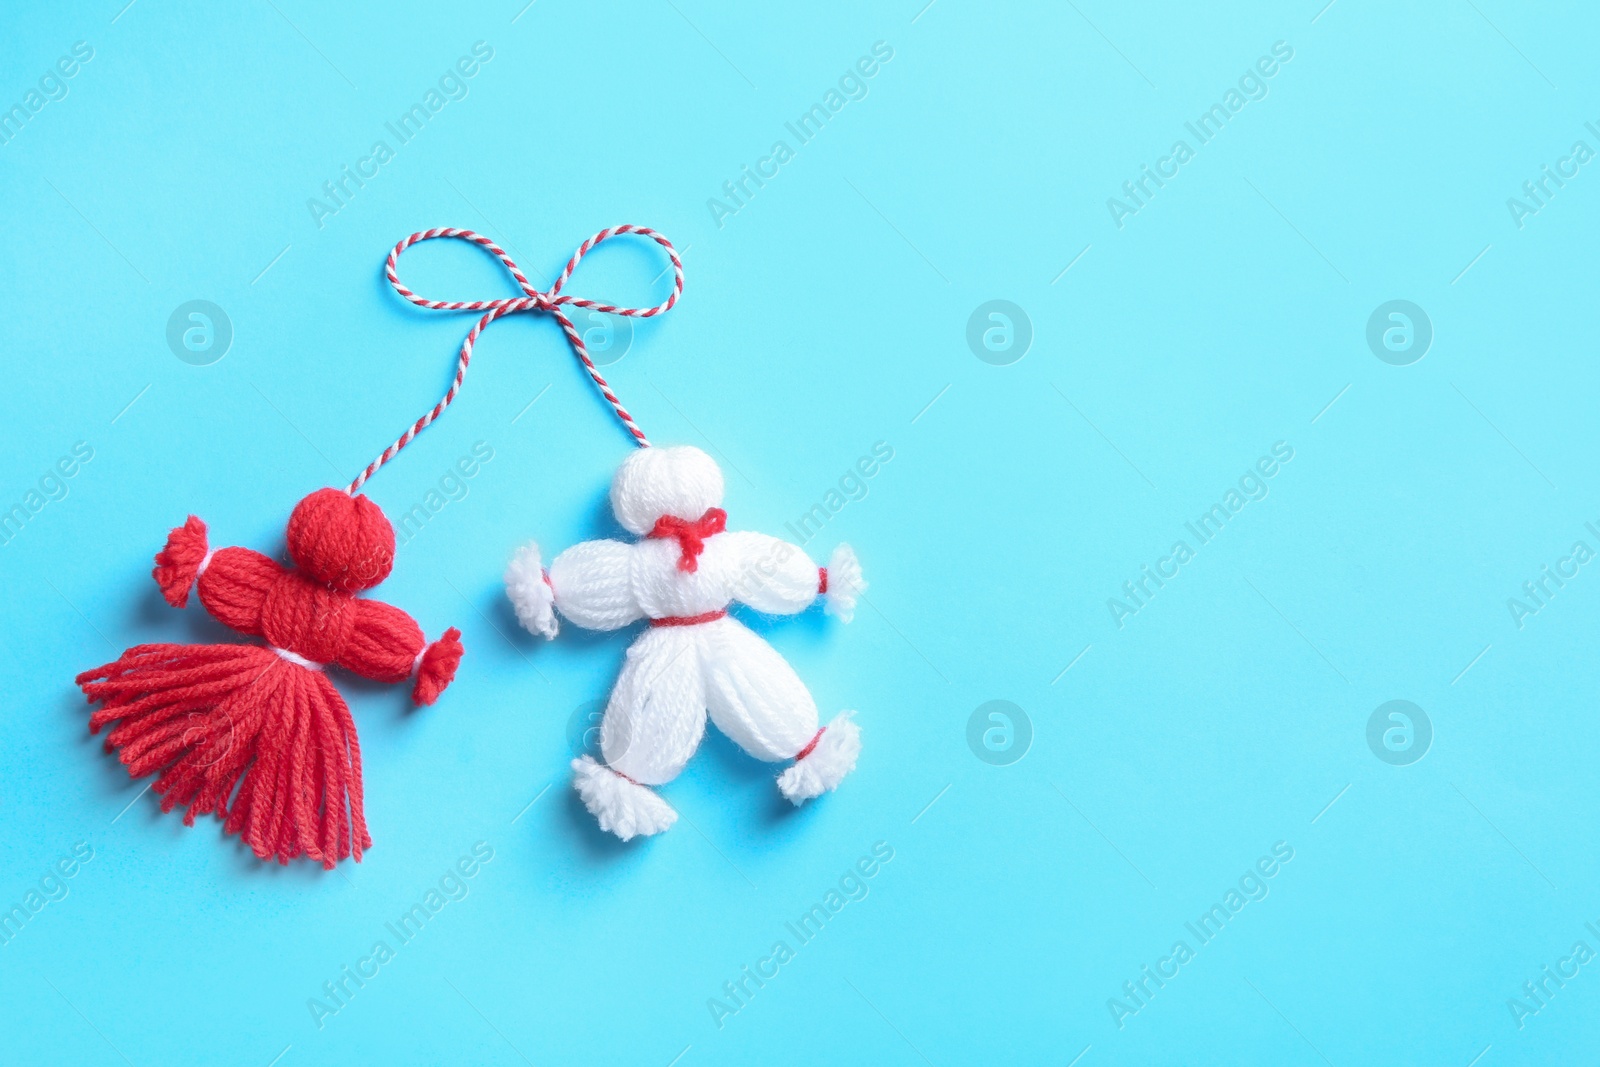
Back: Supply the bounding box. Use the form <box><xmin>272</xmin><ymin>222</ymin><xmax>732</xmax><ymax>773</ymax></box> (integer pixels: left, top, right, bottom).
<box><xmin>506</xmin><ymin>445</ymin><xmax>865</xmax><ymax>840</ymax></box>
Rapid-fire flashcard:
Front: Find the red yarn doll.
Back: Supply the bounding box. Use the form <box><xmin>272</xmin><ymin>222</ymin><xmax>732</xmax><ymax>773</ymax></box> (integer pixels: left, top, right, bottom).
<box><xmin>76</xmin><ymin>489</ymin><xmax>462</xmax><ymax>868</ymax></box>
<box><xmin>75</xmin><ymin>221</ymin><xmax>681</xmax><ymax>866</ymax></box>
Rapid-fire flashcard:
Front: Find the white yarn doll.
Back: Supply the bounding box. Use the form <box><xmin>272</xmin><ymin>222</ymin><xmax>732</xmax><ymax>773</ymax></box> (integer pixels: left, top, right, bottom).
<box><xmin>505</xmin><ymin>445</ymin><xmax>864</xmax><ymax>840</ymax></box>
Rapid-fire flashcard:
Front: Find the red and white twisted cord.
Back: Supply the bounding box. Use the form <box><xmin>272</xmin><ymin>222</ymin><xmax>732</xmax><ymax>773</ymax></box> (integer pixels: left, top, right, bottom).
<box><xmin>347</xmin><ymin>225</ymin><xmax>683</xmax><ymax>494</ymax></box>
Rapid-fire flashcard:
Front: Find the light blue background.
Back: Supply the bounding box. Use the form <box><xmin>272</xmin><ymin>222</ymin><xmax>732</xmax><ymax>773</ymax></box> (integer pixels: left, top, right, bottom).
<box><xmin>3</xmin><ymin>1</ymin><xmax>1598</xmax><ymax>1063</ymax></box>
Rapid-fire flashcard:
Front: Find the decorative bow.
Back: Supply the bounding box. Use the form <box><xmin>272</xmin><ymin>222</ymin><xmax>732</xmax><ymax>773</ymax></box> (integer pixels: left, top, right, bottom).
<box><xmin>350</xmin><ymin>226</ymin><xmax>684</xmax><ymax>492</ymax></box>
<box><xmin>649</xmin><ymin>508</ymin><xmax>727</xmax><ymax>573</ymax></box>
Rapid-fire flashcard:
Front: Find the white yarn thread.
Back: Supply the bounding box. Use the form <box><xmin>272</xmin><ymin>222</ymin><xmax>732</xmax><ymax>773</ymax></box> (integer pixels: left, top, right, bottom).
<box><xmin>272</xmin><ymin>647</ymin><xmax>325</xmax><ymax>670</ymax></box>
<box><xmin>504</xmin><ymin>445</ymin><xmax>864</xmax><ymax>840</ymax></box>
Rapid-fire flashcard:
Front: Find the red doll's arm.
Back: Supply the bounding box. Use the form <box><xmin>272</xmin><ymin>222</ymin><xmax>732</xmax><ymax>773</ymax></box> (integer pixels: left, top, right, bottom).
<box><xmin>153</xmin><ymin>516</ymin><xmax>283</xmax><ymax>637</ymax></box>
<box><xmin>337</xmin><ymin>598</ymin><xmax>463</xmax><ymax>706</ymax></box>
<box><xmin>198</xmin><ymin>548</ymin><xmax>283</xmax><ymax>636</ymax></box>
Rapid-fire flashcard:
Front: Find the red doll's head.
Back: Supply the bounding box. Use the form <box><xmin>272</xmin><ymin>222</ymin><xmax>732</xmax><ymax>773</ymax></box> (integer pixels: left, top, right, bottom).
<box><xmin>287</xmin><ymin>488</ymin><xmax>395</xmax><ymax>592</ymax></box>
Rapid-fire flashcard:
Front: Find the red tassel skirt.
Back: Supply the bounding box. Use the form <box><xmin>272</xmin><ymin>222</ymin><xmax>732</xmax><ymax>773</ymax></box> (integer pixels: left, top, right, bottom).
<box><xmin>77</xmin><ymin>643</ymin><xmax>370</xmax><ymax>868</ymax></box>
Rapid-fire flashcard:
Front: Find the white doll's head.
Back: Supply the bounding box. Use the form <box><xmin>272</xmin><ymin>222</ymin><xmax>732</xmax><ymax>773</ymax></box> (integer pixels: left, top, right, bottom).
<box><xmin>610</xmin><ymin>445</ymin><xmax>725</xmax><ymax>534</ymax></box>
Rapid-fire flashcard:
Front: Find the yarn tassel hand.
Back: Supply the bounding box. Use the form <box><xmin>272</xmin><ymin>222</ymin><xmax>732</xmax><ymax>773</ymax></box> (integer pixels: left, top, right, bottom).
<box><xmin>505</xmin><ymin>446</ymin><xmax>865</xmax><ymax>841</ymax></box>
<box><xmin>76</xmin><ymin>490</ymin><xmax>462</xmax><ymax>868</ymax></box>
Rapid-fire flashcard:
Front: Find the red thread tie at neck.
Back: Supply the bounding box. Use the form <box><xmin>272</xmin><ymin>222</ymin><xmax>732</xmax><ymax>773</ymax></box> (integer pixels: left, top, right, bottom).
<box><xmin>351</xmin><ymin>225</ymin><xmax>685</xmax><ymax>493</ymax></box>
<box><xmin>648</xmin><ymin>507</ymin><xmax>727</xmax><ymax>573</ymax></box>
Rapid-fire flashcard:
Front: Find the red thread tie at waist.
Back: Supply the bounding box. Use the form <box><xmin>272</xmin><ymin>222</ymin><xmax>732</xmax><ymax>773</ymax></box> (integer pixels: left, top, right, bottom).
<box><xmin>650</xmin><ymin>610</ymin><xmax>728</xmax><ymax>627</ymax></box>
<box><xmin>648</xmin><ymin>507</ymin><xmax>726</xmax><ymax>572</ymax></box>
<box><xmin>817</xmin><ymin>567</ymin><xmax>828</xmax><ymax>595</ymax></box>
<box><xmin>794</xmin><ymin>727</ymin><xmax>826</xmax><ymax>762</ymax></box>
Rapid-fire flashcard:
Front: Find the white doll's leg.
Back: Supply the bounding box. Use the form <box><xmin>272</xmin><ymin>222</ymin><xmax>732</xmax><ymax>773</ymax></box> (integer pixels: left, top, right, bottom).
<box><xmin>601</xmin><ymin>627</ymin><xmax>707</xmax><ymax>785</ymax></box>
<box><xmin>572</xmin><ymin>628</ymin><xmax>706</xmax><ymax>841</ymax></box>
<box><xmin>700</xmin><ymin>620</ymin><xmax>859</xmax><ymax>804</ymax></box>
<box><xmin>701</xmin><ymin>618</ymin><xmax>818</xmax><ymax>761</ymax></box>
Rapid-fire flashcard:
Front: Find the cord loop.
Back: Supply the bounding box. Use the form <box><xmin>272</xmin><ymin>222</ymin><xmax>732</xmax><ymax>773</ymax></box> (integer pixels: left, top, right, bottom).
<box><xmin>347</xmin><ymin>226</ymin><xmax>683</xmax><ymax>493</ymax></box>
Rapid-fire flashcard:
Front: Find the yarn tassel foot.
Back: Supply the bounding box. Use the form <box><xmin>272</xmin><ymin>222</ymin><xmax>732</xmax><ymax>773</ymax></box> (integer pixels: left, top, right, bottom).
<box><xmin>76</xmin><ymin>643</ymin><xmax>371</xmax><ymax>868</ymax></box>
<box><xmin>777</xmin><ymin>712</ymin><xmax>861</xmax><ymax>805</ymax></box>
<box><xmin>570</xmin><ymin>755</ymin><xmax>677</xmax><ymax>841</ymax></box>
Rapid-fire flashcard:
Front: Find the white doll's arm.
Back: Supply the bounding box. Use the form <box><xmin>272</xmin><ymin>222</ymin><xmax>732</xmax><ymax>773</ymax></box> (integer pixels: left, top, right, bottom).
<box><xmin>506</xmin><ymin>538</ymin><xmax>643</xmax><ymax>636</ymax></box>
<box><xmin>722</xmin><ymin>532</ymin><xmax>865</xmax><ymax>622</ymax></box>
<box><xmin>548</xmin><ymin>539</ymin><xmax>644</xmax><ymax>631</ymax></box>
